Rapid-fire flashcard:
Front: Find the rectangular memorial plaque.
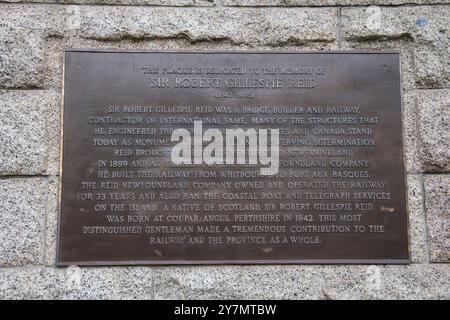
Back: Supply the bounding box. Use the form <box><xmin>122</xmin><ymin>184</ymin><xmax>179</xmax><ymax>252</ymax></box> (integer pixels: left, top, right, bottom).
<box><xmin>57</xmin><ymin>50</ymin><xmax>409</xmax><ymax>265</ymax></box>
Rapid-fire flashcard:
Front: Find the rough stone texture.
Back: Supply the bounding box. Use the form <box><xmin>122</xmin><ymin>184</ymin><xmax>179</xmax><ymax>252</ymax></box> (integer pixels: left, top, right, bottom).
<box><xmin>424</xmin><ymin>175</ymin><xmax>450</xmax><ymax>262</ymax></box>
<box><xmin>0</xmin><ymin>0</ymin><xmax>57</xmax><ymax>3</ymax></box>
<box><xmin>223</xmin><ymin>0</ymin><xmax>450</xmax><ymax>6</ymax></box>
<box><xmin>0</xmin><ymin>5</ymin><xmax>67</xmax><ymax>88</ymax></box>
<box><xmin>0</xmin><ymin>178</ymin><xmax>47</xmax><ymax>266</ymax></box>
<box><xmin>40</xmin><ymin>5</ymin><xmax>338</xmax><ymax>90</ymax></box>
<box><xmin>341</xmin><ymin>6</ymin><xmax>449</xmax><ymax>89</ymax></box>
<box><xmin>46</xmin><ymin>92</ymin><xmax>62</xmax><ymax>175</ymax></box>
<box><xmin>0</xmin><ymin>0</ymin><xmax>213</xmax><ymax>4</ymax></box>
<box><xmin>340</xmin><ymin>40</ymin><xmax>417</xmax><ymax>90</ymax></box>
<box><xmin>0</xmin><ymin>266</ymin><xmax>154</xmax><ymax>299</ymax></box>
<box><xmin>341</xmin><ymin>5</ymin><xmax>449</xmax><ymax>42</ymax></box>
<box><xmin>44</xmin><ymin>176</ymin><xmax>59</xmax><ymax>266</ymax></box>
<box><xmin>0</xmin><ymin>90</ymin><xmax>59</xmax><ymax>175</ymax></box>
<box><xmin>408</xmin><ymin>175</ymin><xmax>428</xmax><ymax>263</ymax></box>
<box><xmin>58</xmin><ymin>0</ymin><xmax>215</xmax><ymax>5</ymax></box>
<box><xmin>0</xmin><ymin>30</ymin><xmax>45</xmax><ymax>89</ymax></box>
<box><xmin>154</xmin><ymin>264</ymin><xmax>450</xmax><ymax>299</ymax></box>
<box><xmin>40</xmin><ymin>175</ymin><xmax>431</xmax><ymax>273</ymax></box>
<box><xmin>76</xmin><ymin>7</ymin><xmax>338</xmax><ymax>45</ymax></box>
<box><xmin>0</xmin><ymin>0</ymin><xmax>448</xmax><ymax>300</ymax></box>
<box><xmin>0</xmin><ymin>5</ymin><xmax>67</xmax><ymax>33</ymax></box>
<box><xmin>44</xmin><ymin>39</ymin><xmax>337</xmax><ymax>94</ymax></box>
<box><xmin>403</xmin><ymin>91</ymin><xmax>422</xmax><ymax>172</ymax></box>
<box><xmin>414</xmin><ymin>47</ymin><xmax>450</xmax><ymax>89</ymax></box>
<box><xmin>417</xmin><ymin>89</ymin><xmax>450</xmax><ymax>172</ymax></box>
<box><xmin>1</xmin><ymin>0</ymin><xmax>448</xmax><ymax>4</ymax></box>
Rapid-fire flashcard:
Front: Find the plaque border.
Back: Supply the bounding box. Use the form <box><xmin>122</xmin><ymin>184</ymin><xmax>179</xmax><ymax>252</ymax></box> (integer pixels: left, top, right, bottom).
<box><xmin>57</xmin><ymin>49</ymin><xmax>410</xmax><ymax>266</ymax></box>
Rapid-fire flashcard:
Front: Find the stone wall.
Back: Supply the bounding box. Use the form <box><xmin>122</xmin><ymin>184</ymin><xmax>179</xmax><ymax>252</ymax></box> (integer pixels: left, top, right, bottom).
<box><xmin>0</xmin><ymin>0</ymin><xmax>449</xmax><ymax>299</ymax></box>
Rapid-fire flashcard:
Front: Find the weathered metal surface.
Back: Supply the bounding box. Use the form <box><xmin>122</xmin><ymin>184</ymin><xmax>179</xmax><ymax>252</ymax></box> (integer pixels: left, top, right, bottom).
<box><xmin>57</xmin><ymin>50</ymin><xmax>409</xmax><ymax>265</ymax></box>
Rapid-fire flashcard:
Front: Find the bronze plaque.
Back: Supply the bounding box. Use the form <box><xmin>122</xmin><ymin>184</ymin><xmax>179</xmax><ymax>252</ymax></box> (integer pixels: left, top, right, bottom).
<box><xmin>57</xmin><ymin>50</ymin><xmax>409</xmax><ymax>265</ymax></box>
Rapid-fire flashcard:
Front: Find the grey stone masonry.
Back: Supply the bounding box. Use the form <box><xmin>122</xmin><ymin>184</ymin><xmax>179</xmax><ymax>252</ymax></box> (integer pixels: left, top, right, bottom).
<box><xmin>402</xmin><ymin>91</ymin><xmax>422</xmax><ymax>173</ymax></box>
<box><xmin>424</xmin><ymin>175</ymin><xmax>450</xmax><ymax>262</ymax></box>
<box><xmin>1</xmin><ymin>0</ymin><xmax>449</xmax><ymax>5</ymax></box>
<box><xmin>222</xmin><ymin>1</ymin><xmax>450</xmax><ymax>6</ymax></box>
<box><xmin>0</xmin><ymin>266</ymin><xmax>154</xmax><ymax>299</ymax></box>
<box><xmin>341</xmin><ymin>6</ymin><xmax>449</xmax><ymax>89</ymax></box>
<box><xmin>0</xmin><ymin>5</ymin><xmax>67</xmax><ymax>89</ymax></box>
<box><xmin>0</xmin><ymin>90</ymin><xmax>60</xmax><ymax>175</ymax></box>
<box><xmin>417</xmin><ymin>90</ymin><xmax>450</xmax><ymax>172</ymax></box>
<box><xmin>0</xmin><ymin>5</ymin><xmax>447</xmax><ymax>90</ymax></box>
<box><xmin>75</xmin><ymin>7</ymin><xmax>338</xmax><ymax>44</ymax></box>
<box><xmin>58</xmin><ymin>0</ymin><xmax>215</xmax><ymax>5</ymax></box>
<box><xmin>0</xmin><ymin>178</ymin><xmax>48</xmax><ymax>266</ymax></box>
<box><xmin>0</xmin><ymin>0</ymin><xmax>214</xmax><ymax>4</ymax></box>
<box><xmin>153</xmin><ymin>264</ymin><xmax>450</xmax><ymax>299</ymax></box>
<box><xmin>0</xmin><ymin>264</ymin><xmax>449</xmax><ymax>299</ymax></box>
<box><xmin>0</xmin><ymin>1</ymin><xmax>448</xmax><ymax>299</ymax></box>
